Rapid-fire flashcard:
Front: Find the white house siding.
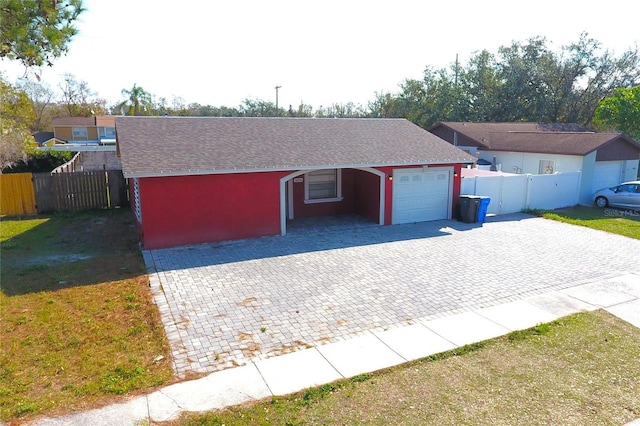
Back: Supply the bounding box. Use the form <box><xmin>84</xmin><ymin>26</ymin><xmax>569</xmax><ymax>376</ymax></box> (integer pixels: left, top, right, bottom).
<box><xmin>579</xmin><ymin>151</ymin><xmax>598</xmax><ymax>204</ymax></box>
<box><xmin>624</xmin><ymin>159</ymin><xmax>640</xmax><ymax>181</ymax></box>
<box><xmin>478</xmin><ymin>151</ymin><xmax>583</xmax><ymax>175</ymax></box>
<box><xmin>477</xmin><ymin>150</ymin><xmax>638</xmax><ymax>205</ymax></box>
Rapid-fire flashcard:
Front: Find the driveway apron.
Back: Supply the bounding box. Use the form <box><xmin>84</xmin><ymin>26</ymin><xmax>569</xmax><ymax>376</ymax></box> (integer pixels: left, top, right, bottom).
<box><xmin>145</xmin><ymin>213</ymin><xmax>640</xmax><ymax>378</ymax></box>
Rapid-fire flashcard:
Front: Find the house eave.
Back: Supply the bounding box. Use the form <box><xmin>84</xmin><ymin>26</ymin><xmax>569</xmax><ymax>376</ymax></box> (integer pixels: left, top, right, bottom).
<box><xmin>478</xmin><ymin>147</ymin><xmax>590</xmax><ymax>156</ymax></box>
<box><xmin>123</xmin><ymin>158</ymin><xmax>473</xmax><ymax>179</ymax></box>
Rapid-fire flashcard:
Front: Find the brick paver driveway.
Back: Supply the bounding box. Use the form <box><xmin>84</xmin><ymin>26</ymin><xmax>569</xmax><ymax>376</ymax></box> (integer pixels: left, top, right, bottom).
<box><xmin>145</xmin><ymin>213</ymin><xmax>640</xmax><ymax>377</ymax></box>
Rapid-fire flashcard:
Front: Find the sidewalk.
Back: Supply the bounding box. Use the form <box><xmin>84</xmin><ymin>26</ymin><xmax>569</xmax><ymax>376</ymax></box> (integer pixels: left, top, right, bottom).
<box><xmin>31</xmin><ymin>272</ymin><xmax>640</xmax><ymax>425</ymax></box>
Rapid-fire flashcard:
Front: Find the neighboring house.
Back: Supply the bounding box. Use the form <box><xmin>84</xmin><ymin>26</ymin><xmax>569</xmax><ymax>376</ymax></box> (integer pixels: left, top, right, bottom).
<box><xmin>116</xmin><ymin>117</ymin><xmax>475</xmax><ymax>249</ymax></box>
<box><xmin>49</xmin><ymin>116</ymin><xmax>121</xmax><ymax>171</ymax></box>
<box><xmin>32</xmin><ymin>131</ymin><xmax>67</xmax><ymax>146</ymax></box>
<box><xmin>429</xmin><ymin>122</ymin><xmax>640</xmax><ymax>204</ymax></box>
<box><xmin>52</xmin><ymin>116</ymin><xmax>117</xmax><ymax>145</ymax></box>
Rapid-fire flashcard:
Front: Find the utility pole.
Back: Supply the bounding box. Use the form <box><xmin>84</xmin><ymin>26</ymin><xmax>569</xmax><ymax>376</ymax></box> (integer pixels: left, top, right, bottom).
<box><xmin>454</xmin><ymin>53</ymin><xmax>459</xmax><ymax>86</ymax></box>
<box><xmin>275</xmin><ymin>85</ymin><xmax>281</xmax><ymax>117</ymax></box>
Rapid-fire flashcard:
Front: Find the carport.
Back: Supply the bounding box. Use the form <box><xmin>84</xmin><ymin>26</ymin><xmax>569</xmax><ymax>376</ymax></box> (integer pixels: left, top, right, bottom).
<box><xmin>279</xmin><ymin>167</ymin><xmax>386</xmax><ymax>236</ymax></box>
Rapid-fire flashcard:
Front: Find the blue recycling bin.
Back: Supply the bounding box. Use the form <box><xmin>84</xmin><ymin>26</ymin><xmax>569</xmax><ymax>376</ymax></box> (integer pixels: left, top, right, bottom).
<box><xmin>477</xmin><ymin>196</ymin><xmax>491</xmax><ymax>223</ymax></box>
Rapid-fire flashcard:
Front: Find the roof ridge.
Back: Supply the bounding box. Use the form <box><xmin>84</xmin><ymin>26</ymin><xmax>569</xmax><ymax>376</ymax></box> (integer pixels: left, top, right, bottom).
<box><xmin>500</xmin><ymin>131</ymin><xmax>596</xmax><ymax>134</ymax></box>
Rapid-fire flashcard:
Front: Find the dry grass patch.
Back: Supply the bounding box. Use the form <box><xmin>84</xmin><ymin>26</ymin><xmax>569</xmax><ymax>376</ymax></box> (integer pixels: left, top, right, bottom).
<box><xmin>0</xmin><ymin>209</ymin><xmax>174</xmax><ymax>422</ymax></box>
<box><xmin>173</xmin><ymin>310</ymin><xmax>640</xmax><ymax>425</ymax></box>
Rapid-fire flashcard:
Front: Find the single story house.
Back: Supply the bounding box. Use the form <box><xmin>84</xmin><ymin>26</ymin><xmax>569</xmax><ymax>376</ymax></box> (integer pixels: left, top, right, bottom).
<box><xmin>429</xmin><ymin>122</ymin><xmax>640</xmax><ymax>204</ymax></box>
<box><xmin>32</xmin><ymin>131</ymin><xmax>67</xmax><ymax>146</ymax></box>
<box><xmin>116</xmin><ymin>117</ymin><xmax>474</xmax><ymax>249</ymax></box>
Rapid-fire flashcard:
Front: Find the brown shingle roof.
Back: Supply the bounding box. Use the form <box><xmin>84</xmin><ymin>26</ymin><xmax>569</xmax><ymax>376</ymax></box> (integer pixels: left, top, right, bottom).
<box><xmin>431</xmin><ymin>122</ymin><xmax>640</xmax><ymax>155</ymax></box>
<box><xmin>436</xmin><ymin>122</ymin><xmax>594</xmax><ymax>137</ymax></box>
<box><xmin>52</xmin><ymin>116</ymin><xmax>96</xmax><ymax>126</ymax></box>
<box><xmin>116</xmin><ymin>117</ymin><xmax>475</xmax><ymax>178</ymax></box>
<box><xmin>51</xmin><ymin>116</ymin><xmax>116</xmax><ymax>126</ymax></box>
<box><xmin>485</xmin><ymin>132</ymin><xmax>633</xmax><ymax>155</ymax></box>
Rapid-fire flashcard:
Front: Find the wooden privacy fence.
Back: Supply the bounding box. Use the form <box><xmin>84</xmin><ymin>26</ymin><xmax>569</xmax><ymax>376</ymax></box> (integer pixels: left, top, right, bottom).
<box><xmin>1</xmin><ymin>171</ymin><xmax>128</xmax><ymax>215</ymax></box>
<box><xmin>0</xmin><ymin>173</ymin><xmax>37</xmax><ymax>215</ymax></box>
<box><xmin>32</xmin><ymin>170</ymin><xmax>128</xmax><ymax>213</ymax></box>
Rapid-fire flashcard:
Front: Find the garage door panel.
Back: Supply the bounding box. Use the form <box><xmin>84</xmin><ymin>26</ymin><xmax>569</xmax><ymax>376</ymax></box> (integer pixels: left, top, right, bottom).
<box><xmin>592</xmin><ymin>161</ymin><xmax>623</xmax><ymax>193</ymax></box>
<box><xmin>392</xmin><ymin>168</ymin><xmax>451</xmax><ymax>224</ymax></box>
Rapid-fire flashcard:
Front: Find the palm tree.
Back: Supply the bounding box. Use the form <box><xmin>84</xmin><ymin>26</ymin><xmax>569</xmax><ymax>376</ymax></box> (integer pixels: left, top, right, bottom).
<box><xmin>119</xmin><ymin>84</ymin><xmax>153</xmax><ymax>116</ymax></box>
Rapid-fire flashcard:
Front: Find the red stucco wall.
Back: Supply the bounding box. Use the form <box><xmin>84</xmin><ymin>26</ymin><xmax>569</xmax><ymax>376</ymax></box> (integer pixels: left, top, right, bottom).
<box><xmin>452</xmin><ymin>163</ymin><xmax>463</xmax><ymax>219</ymax></box>
<box><xmin>137</xmin><ymin>172</ymin><xmax>287</xmax><ymax>249</ymax></box>
<box><xmin>353</xmin><ymin>169</ymin><xmax>381</xmax><ymax>223</ymax></box>
<box><xmin>135</xmin><ymin>164</ymin><xmax>465</xmax><ymax>249</ymax></box>
<box><xmin>376</xmin><ymin>166</ymin><xmax>395</xmax><ymax>225</ymax></box>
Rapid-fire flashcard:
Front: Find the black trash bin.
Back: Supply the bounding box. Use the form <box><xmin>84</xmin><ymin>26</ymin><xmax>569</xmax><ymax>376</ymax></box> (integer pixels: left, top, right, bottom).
<box><xmin>459</xmin><ymin>195</ymin><xmax>480</xmax><ymax>223</ymax></box>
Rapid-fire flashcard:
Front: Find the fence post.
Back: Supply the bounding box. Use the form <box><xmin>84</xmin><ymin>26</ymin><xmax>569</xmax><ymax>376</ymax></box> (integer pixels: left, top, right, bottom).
<box><xmin>497</xmin><ymin>175</ymin><xmax>504</xmax><ymax>214</ymax></box>
<box><xmin>524</xmin><ymin>174</ymin><xmax>532</xmax><ymax>210</ymax></box>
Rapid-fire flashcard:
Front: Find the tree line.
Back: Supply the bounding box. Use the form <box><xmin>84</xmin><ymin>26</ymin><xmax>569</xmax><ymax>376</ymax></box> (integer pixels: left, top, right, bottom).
<box><xmin>2</xmin><ymin>1</ymin><xmax>640</xmax><ymax>172</ymax></box>
<box><xmin>373</xmin><ymin>34</ymin><xmax>639</xmax><ymax>131</ymax></box>
<box><xmin>5</xmin><ymin>34</ymin><xmax>640</xmax><ymax>130</ymax></box>
<box><xmin>2</xmin><ymin>1</ymin><xmax>639</xmax><ymax>134</ymax></box>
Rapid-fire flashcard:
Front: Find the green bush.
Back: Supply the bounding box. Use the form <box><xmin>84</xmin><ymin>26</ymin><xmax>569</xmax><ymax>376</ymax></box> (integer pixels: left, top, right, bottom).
<box><xmin>2</xmin><ymin>151</ymin><xmax>75</xmax><ymax>174</ymax></box>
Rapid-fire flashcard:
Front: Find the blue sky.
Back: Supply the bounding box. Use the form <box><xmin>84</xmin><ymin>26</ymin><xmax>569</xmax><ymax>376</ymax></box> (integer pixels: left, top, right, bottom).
<box><xmin>1</xmin><ymin>0</ymin><xmax>639</xmax><ymax>109</ymax></box>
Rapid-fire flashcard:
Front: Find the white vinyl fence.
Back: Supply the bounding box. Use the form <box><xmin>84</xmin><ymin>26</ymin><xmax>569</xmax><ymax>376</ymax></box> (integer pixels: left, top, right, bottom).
<box><xmin>461</xmin><ymin>172</ymin><xmax>581</xmax><ymax>215</ymax></box>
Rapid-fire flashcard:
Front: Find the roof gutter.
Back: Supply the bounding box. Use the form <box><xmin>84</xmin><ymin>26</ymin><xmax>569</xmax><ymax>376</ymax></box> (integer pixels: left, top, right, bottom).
<box><xmin>122</xmin><ymin>158</ymin><xmax>474</xmax><ymax>179</ymax></box>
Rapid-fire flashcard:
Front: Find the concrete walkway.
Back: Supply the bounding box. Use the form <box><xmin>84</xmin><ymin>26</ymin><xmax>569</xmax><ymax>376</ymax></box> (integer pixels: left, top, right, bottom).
<box><xmin>30</xmin><ymin>214</ymin><xmax>640</xmax><ymax>425</ymax></box>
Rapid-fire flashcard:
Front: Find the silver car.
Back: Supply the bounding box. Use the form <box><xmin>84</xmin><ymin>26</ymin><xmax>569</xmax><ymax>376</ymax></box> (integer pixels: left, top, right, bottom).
<box><xmin>592</xmin><ymin>180</ymin><xmax>640</xmax><ymax>208</ymax></box>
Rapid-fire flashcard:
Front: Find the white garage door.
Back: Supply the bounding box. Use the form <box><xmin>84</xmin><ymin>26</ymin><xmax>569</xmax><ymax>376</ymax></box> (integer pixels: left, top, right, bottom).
<box><xmin>392</xmin><ymin>168</ymin><xmax>452</xmax><ymax>224</ymax></box>
<box><xmin>592</xmin><ymin>161</ymin><xmax>623</xmax><ymax>193</ymax></box>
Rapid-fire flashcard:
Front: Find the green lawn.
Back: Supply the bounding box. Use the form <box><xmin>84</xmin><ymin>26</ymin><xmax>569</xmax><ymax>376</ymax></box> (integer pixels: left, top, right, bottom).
<box><xmin>530</xmin><ymin>205</ymin><xmax>640</xmax><ymax>240</ymax></box>
<box><xmin>0</xmin><ymin>209</ymin><xmax>174</xmax><ymax>422</ymax></box>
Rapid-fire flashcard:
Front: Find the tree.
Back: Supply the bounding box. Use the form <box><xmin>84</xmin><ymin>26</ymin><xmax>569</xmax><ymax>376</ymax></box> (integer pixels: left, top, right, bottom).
<box><xmin>492</xmin><ymin>33</ymin><xmax>640</xmax><ymax>125</ymax></box>
<box><xmin>17</xmin><ymin>78</ymin><xmax>57</xmax><ymax>130</ymax></box>
<box><xmin>184</xmin><ymin>103</ymin><xmax>240</xmax><ymax>117</ymax></box>
<box><xmin>0</xmin><ymin>77</ymin><xmax>37</xmax><ymax>171</ymax></box>
<box><xmin>368</xmin><ymin>92</ymin><xmax>401</xmax><ymax>118</ymax></box>
<box><xmin>59</xmin><ymin>73</ymin><xmax>106</xmax><ymax>116</ymax></box>
<box><xmin>593</xmin><ymin>86</ymin><xmax>640</xmax><ymax>139</ymax></box>
<box><xmin>494</xmin><ymin>36</ymin><xmax>554</xmax><ymax>122</ymax></box>
<box><xmin>288</xmin><ymin>102</ymin><xmax>314</xmax><ymax>117</ymax></box>
<box><xmin>315</xmin><ymin>102</ymin><xmax>365</xmax><ymax>118</ymax></box>
<box><xmin>461</xmin><ymin>50</ymin><xmax>502</xmax><ymax>121</ymax></box>
<box><xmin>0</xmin><ymin>0</ymin><xmax>85</xmax><ymax>67</ymax></box>
<box><xmin>393</xmin><ymin>67</ymin><xmax>466</xmax><ymax>128</ymax></box>
<box><xmin>119</xmin><ymin>84</ymin><xmax>153</xmax><ymax>116</ymax></box>
<box><xmin>376</xmin><ymin>33</ymin><xmax>640</xmax><ymax>129</ymax></box>
<box><xmin>239</xmin><ymin>98</ymin><xmax>277</xmax><ymax>117</ymax></box>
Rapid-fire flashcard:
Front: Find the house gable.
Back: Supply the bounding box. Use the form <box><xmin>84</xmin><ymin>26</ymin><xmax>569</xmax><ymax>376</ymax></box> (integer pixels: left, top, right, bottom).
<box><xmin>595</xmin><ymin>137</ymin><xmax>640</xmax><ymax>161</ymax></box>
<box><xmin>429</xmin><ymin>124</ymin><xmax>488</xmax><ymax>149</ymax></box>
